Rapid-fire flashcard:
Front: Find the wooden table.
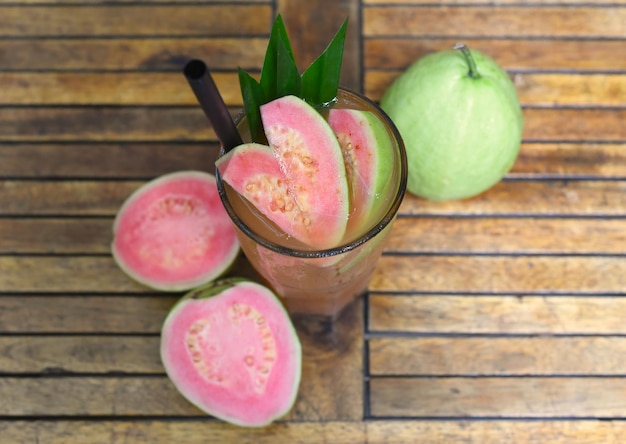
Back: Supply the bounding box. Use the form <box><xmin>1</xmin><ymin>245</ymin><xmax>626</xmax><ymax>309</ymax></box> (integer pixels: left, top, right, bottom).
<box><xmin>1</xmin><ymin>0</ymin><xmax>624</xmax><ymax>442</ymax></box>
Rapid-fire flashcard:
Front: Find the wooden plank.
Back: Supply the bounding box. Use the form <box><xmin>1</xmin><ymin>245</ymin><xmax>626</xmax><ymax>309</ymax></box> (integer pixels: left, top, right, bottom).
<box><xmin>0</xmin><ymin>296</ymin><xmax>175</xmax><ymax>334</ymax></box>
<box><xmin>364</xmin><ymin>39</ymin><xmax>626</xmax><ymax>71</ymax></box>
<box><xmin>0</xmin><ymin>377</ymin><xmax>212</xmax><ymax>416</ymax></box>
<box><xmin>0</xmin><ymin>420</ymin><xmax>366</xmax><ymax>444</ymax></box>
<box><xmin>0</xmin><ymin>256</ymin><xmax>158</xmax><ymax>293</ymax></box>
<box><xmin>363</xmin><ymin>7</ymin><xmax>626</xmax><ymax>38</ymax></box>
<box><xmin>365</xmin><ymin>72</ymin><xmax>626</xmax><ymax>106</ymax></box>
<box><xmin>0</xmin><ymin>107</ymin><xmax>220</xmax><ymax>142</ymax></box>
<box><xmin>2</xmin><ymin>419</ymin><xmax>625</xmax><ymax>444</ymax></box>
<box><xmin>368</xmin><ymin>295</ymin><xmax>626</xmax><ymax>335</ymax></box>
<box><xmin>0</xmin><ymin>38</ymin><xmax>266</xmax><ymax>71</ymax></box>
<box><xmin>2</xmin><ymin>179</ymin><xmax>625</xmax><ymax>217</ymax></box>
<box><xmin>370</xmin><ymin>255</ymin><xmax>626</xmax><ymax>294</ymax></box>
<box><xmin>0</xmin><ymin>5</ymin><xmax>272</xmax><ymax>37</ymax></box>
<box><xmin>1</xmin><ymin>420</ymin><xmax>625</xmax><ymax>444</ymax></box>
<box><xmin>0</xmin><ymin>180</ymin><xmax>143</xmax><ymax>216</ymax></box>
<box><xmin>1</xmin><ymin>142</ymin><xmax>623</xmax><ymax>179</ymax></box>
<box><xmin>386</xmin><ymin>217</ymin><xmax>626</xmax><ymax>254</ymax></box>
<box><xmin>278</xmin><ymin>0</ymin><xmax>361</xmax><ymax>91</ymax></box>
<box><xmin>0</xmin><ymin>73</ymin><xmax>242</xmax><ymax>106</ymax></box>
<box><xmin>510</xmin><ymin>143</ymin><xmax>626</xmax><ymax>179</ymax></box>
<box><xmin>9</xmin><ymin>0</ymin><xmax>269</xmax><ymax>3</ymax></box>
<box><xmin>0</xmin><ymin>143</ymin><xmax>221</xmax><ymax>179</ymax></box>
<box><xmin>4</xmin><ymin>215</ymin><xmax>623</xmax><ymax>256</ymax></box>
<box><xmin>0</xmin><ymin>218</ymin><xmax>112</xmax><ymax>254</ymax></box>
<box><xmin>399</xmin><ymin>181</ymin><xmax>626</xmax><ymax>216</ymax></box>
<box><xmin>366</xmin><ymin>0</ymin><xmax>626</xmax><ymax>4</ymax></box>
<box><xmin>6</xmin><ymin>71</ymin><xmax>622</xmax><ymax>107</ymax></box>
<box><xmin>0</xmin><ymin>108</ymin><xmax>621</xmax><ymax>142</ymax></box>
<box><xmin>369</xmin><ymin>377</ymin><xmax>626</xmax><ymax>418</ymax></box>
<box><xmin>369</xmin><ymin>337</ymin><xmax>626</xmax><ymax>376</ymax></box>
<box><xmin>365</xmin><ymin>420</ymin><xmax>626</xmax><ymax>444</ymax></box>
<box><xmin>0</xmin><ymin>253</ymin><xmax>259</xmax><ymax>293</ymax></box>
<box><xmin>0</xmin><ymin>336</ymin><xmax>162</xmax><ymax>373</ymax></box>
<box><xmin>0</xmin><ymin>302</ymin><xmax>363</xmax><ymax>421</ymax></box>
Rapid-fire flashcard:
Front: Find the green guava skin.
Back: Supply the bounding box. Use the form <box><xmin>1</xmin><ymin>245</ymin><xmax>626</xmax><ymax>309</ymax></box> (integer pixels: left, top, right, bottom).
<box><xmin>380</xmin><ymin>47</ymin><xmax>523</xmax><ymax>201</ymax></box>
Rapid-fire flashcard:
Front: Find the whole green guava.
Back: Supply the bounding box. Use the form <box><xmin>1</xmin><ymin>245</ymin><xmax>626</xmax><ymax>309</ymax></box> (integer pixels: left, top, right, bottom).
<box><xmin>380</xmin><ymin>44</ymin><xmax>523</xmax><ymax>201</ymax></box>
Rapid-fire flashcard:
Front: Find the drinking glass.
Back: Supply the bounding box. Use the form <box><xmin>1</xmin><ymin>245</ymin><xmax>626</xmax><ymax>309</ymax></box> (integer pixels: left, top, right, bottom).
<box><xmin>216</xmin><ymin>88</ymin><xmax>407</xmax><ymax>319</ymax></box>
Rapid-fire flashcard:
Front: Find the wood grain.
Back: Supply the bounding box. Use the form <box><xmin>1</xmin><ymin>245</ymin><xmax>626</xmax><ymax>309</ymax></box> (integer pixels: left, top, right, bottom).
<box><xmin>0</xmin><ymin>72</ymin><xmax>243</xmax><ymax>106</ymax></box>
<box><xmin>1</xmin><ymin>420</ymin><xmax>623</xmax><ymax>444</ymax></box>
<box><xmin>370</xmin><ymin>255</ymin><xmax>626</xmax><ymax>294</ymax></box>
<box><xmin>370</xmin><ymin>377</ymin><xmax>626</xmax><ymax>418</ymax></box>
<box><xmin>368</xmin><ymin>295</ymin><xmax>626</xmax><ymax>335</ymax></box>
<box><xmin>365</xmin><ymin>72</ymin><xmax>626</xmax><ymax>106</ymax></box>
<box><xmin>0</xmin><ymin>336</ymin><xmax>162</xmax><ymax>373</ymax></box>
<box><xmin>364</xmin><ymin>39</ymin><xmax>626</xmax><ymax>71</ymax></box>
<box><xmin>1</xmin><ymin>179</ymin><xmax>624</xmax><ymax>216</ymax></box>
<box><xmin>0</xmin><ymin>5</ymin><xmax>271</xmax><ymax>37</ymax></box>
<box><xmin>0</xmin><ymin>296</ymin><xmax>175</xmax><ymax>334</ymax></box>
<box><xmin>1</xmin><ymin>142</ymin><xmax>623</xmax><ymax>179</ymax></box>
<box><xmin>0</xmin><ymin>38</ymin><xmax>266</xmax><ymax>71</ymax></box>
<box><xmin>386</xmin><ymin>217</ymin><xmax>626</xmax><ymax>254</ymax></box>
<box><xmin>1</xmin><ymin>108</ymin><xmax>622</xmax><ymax>142</ymax></box>
<box><xmin>363</xmin><ymin>7</ymin><xmax>626</xmax><ymax>38</ymax></box>
<box><xmin>369</xmin><ymin>337</ymin><xmax>626</xmax><ymax>376</ymax></box>
<box><xmin>0</xmin><ymin>143</ymin><xmax>220</xmax><ymax>179</ymax></box>
<box><xmin>398</xmin><ymin>181</ymin><xmax>626</xmax><ymax>216</ymax></box>
<box><xmin>3</xmin><ymin>214</ymin><xmax>624</xmax><ymax>255</ymax></box>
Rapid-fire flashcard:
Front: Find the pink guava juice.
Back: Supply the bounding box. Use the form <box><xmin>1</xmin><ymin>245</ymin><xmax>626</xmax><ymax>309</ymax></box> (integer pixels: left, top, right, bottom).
<box><xmin>217</xmin><ymin>88</ymin><xmax>407</xmax><ymax>319</ymax></box>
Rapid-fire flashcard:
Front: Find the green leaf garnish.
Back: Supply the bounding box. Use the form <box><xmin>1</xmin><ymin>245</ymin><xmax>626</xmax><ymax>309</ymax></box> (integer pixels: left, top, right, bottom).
<box><xmin>301</xmin><ymin>18</ymin><xmax>348</xmax><ymax>107</ymax></box>
<box><xmin>259</xmin><ymin>14</ymin><xmax>300</xmax><ymax>101</ymax></box>
<box><xmin>238</xmin><ymin>14</ymin><xmax>348</xmax><ymax>142</ymax></box>
<box><xmin>238</xmin><ymin>68</ymin><xmax>265</xmax><ymax>143</ymax></box>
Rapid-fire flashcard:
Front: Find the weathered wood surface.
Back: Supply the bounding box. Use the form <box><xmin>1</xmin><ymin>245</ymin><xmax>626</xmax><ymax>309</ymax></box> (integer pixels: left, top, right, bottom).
<box><xmin>1</xmin><ymin>0</ymin><xmax>624</xmax><ymax>442</ymax></box>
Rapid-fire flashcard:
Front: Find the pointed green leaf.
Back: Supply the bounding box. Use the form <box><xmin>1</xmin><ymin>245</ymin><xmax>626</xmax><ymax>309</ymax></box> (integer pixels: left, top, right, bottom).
<box><xmin>238</xmin><ymin>68</ymin><xmax>264</xmax><ymax>142</ymax></box>
<box><xmin>301</xmin><ymin>18</ymin><xmax>348</xmax><ymax>107</ymax></box>
<box><xmin>259</xmin><ymin>14</ymin><xmax>299</xmax><ymax>100</ymax></box>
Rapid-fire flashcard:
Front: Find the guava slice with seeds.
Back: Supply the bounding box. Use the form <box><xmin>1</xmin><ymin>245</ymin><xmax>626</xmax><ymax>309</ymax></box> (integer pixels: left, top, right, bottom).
<box><xmin>111</xmin><ymin>171</ymin><xmax>239</xmax><ymax>292</ymax></box>
<box><xmin>217</xmin><ymin>96</ymin><xmax>349</xmax><ymax>249</ymax></box>
<box><xmin>160</xmin><ymin>278</ymin><xmax>302</xmax><ymax>427</ymax></box>
<box><xmin>328</xmin><ymin>108</ymin><xmax>394</xmax><ymax>232</ymax></box>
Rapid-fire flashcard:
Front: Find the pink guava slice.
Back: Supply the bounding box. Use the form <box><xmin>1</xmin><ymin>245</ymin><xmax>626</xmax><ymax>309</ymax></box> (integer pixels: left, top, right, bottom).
<box><xmin>111</xmin><ymin>171</ymin><xmax>240</xmax><ymax>292</ymax></box>
<box><xmin>217</xmin><ymin>96</ymin><xmax>350</xmax><ymax>249</ymax></box>
<box><xmin>160</xmin><ymin>278</ymin><xmax>302</xmax><ymax>427</ymax></box>
<box><xmin>328</xmin><ymin>109</ymin><xmax>394</xmax><ymax>233</ymax></box>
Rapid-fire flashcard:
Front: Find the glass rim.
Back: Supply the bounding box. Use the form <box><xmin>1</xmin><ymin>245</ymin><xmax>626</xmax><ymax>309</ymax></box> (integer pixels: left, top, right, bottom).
<box><xmin>215</xmin><ymin>87</ymin><xmax>408</xmax><ymax>259</ymax></box>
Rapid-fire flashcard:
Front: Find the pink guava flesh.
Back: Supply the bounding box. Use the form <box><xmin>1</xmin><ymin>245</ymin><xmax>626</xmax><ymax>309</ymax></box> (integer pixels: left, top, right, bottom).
<box><xmin>112</xmin><ymin>171</ymin><xmax>240</xmax><ymax>291</ymax></box>
<box><xmin>261</xmin><ymin>95</ymin><xmax>349</xmax><ymax>248</ymax></box>
<box><xmin>217</xmin><ymin>96</ymin><xmax>350</xmax><ymax>249</ymax></box>
<box><xmin>160</xmin><ymin>279</ymin><xmax>302</xmax><ymax>427</ymax></box>
<box><xmin>328</xmin><ymin>108</ymin><xmax>394</xmax><ymax>232</ymax></box>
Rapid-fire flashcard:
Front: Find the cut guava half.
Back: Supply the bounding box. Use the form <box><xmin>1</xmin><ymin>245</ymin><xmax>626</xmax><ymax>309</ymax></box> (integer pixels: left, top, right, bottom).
<box><xmin>111</xmin><ymin>171</ymin><xmax>240</xmax><ymax>292</ymax></box>
<box><xmin>328</xmin><ymin>108</ymin><xmax>394</xmax><ymax>233</ymax></box>
<box><xmin>217</xmin><ymin>96</ymin><xmax>350</xmax><ymax>250</ymax></box>
<box><xmin>160</xmin><ymin>278</ymin><xmax>302</xmax><ymax>427</ymax></box>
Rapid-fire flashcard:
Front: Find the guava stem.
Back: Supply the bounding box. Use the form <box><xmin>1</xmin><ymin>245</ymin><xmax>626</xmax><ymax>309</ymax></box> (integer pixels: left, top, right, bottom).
<box><xmin>454</xmin><ymin>43</ymin><xmax>480</xmax><ymax>79</ymax></box>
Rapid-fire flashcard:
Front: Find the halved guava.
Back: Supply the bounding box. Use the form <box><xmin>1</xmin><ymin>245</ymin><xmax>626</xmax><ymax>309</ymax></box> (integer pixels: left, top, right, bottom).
<box><xmin>328</xmin><ymin>109</ymin><xmax>394</xmax><ymax>233</ymax></box>
<box><xmin>160</xmin><ymin>278</ymin><xmax>302</xmax><ymax>427</ymax></box>
<box><xmin>111</xmin><ymin>171</ymin><xmax>240</xmax><ymax>292</ymax></box>
<box><xmin>217</xmin><ymin>96</ymin><xmax>350</xmax><ymax>249</ymax></box>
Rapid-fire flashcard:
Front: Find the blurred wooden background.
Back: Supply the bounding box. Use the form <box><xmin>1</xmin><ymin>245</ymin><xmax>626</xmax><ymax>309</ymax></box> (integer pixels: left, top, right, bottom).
<box><xmin>0</xmin><ymin>0</ymin><xmax>625</xmax><ymax>442</ymax></box>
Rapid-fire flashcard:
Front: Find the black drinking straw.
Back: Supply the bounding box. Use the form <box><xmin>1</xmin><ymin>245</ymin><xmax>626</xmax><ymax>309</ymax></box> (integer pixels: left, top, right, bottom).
<box><xmin>184</xmin><ymin>59</ymin><xmax>243</xmax><ymax>152</ymax></box>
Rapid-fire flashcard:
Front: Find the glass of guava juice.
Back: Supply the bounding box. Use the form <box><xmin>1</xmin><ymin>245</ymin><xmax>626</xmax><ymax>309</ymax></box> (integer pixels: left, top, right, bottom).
<box><xmin>216</xmin><ymin>88</ymin><xmax>407</xmax><ymax>320</ymax></box>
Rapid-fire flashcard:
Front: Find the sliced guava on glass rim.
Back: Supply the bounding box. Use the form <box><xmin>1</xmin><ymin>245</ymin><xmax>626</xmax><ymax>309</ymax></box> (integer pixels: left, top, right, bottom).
<box><xmin>160</xmin><ymin>278</ymin><xmax>302</xmax><ymax>427</ymax></box>
<box><xmin>328</xmin><ymin>108</ymin><xmax>394</xmax><ymax>233</ymax></box>
<box><xmin>217</xmin><ymin>96</ymin><xmax>350</xmax><ymax>250</ymax></box>
<box><xmin>111</xmin><ymin>170</ymin><xmax>240</xmax><ymax>292</ymax></box>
